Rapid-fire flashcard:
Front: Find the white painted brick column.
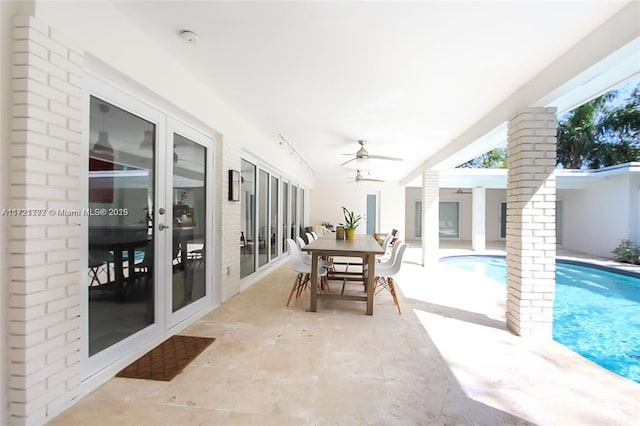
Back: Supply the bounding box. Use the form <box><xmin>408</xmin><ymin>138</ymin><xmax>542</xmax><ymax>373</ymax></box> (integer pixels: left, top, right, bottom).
<box><xmin>421</xmin><ymin>170</ymin><xmax>439</xmax><ymax>266</ymax></box>
<box><xmin>472</xmin><ymin>187</ymin><xmax>486</xmax><ymax>252</ymax></box>
<box><xmin>220</xmin><ymin>140</ymin><xmax>241</xmax><ymax>302</ymax></box>
<box><xmin>506</xmin><ymin>107</ymin><xmax>557</xmax><ymax>338</ymax></box>
<box><xmin>9</xmin><ymin>16</ymin><xmax>83</xmax><ymax>424</ymax></box>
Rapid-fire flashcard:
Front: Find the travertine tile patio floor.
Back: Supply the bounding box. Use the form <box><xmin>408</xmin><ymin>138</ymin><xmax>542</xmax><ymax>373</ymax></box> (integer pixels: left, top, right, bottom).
<box><xmin>50</xmin><ymin>244</ymin><xmax>640</xmax><ymax>425</ymax></box>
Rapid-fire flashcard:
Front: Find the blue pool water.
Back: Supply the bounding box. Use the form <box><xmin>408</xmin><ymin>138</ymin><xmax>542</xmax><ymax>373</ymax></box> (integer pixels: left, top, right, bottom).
<box><xmin>440</xmin><ymin>256</ymin><xmax>640</xmax><ymax>384</ymax></box>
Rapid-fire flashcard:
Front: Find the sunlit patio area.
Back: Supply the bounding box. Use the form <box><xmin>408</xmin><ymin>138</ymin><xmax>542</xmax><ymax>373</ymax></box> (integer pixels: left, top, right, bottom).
<box><xmin>50</xmin><ymin>245</ymin><xmax>640</xmax><ymax>425</ymax></box>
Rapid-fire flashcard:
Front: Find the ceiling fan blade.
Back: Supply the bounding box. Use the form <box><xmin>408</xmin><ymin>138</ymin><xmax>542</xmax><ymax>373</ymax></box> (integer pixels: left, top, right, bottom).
<box><xmin>367</xmin><ymin>155</ymin><xmax>403</xmax><ymax>162</ymax></box>
<box><xmin>339</xmin><ymin>157</ymin><xmax>356</xmax><ymax>166</ymax></box>
<box><xmin>363</xmin><ymin>178</ymin><xmax>384</xmax><ymax>182</ymax></box>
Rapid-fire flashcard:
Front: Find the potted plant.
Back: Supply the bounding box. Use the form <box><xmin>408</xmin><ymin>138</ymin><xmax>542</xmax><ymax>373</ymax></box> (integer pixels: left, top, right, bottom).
<box><xmin>339</xmin><ymin>206</ymin><xmax>361</xmax><ymax>240</ymax></box>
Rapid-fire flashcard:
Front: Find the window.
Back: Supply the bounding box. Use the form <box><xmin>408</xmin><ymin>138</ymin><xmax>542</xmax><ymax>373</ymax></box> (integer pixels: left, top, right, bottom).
<box><xmin>439</xmin><ymin>201</ymin><xmax>460</xmax><ymax>238</ymax></box>
<box><xmin>240</xmin><ymin>159</ymin><xmax>256</xmax><ymax>278</ymax></box>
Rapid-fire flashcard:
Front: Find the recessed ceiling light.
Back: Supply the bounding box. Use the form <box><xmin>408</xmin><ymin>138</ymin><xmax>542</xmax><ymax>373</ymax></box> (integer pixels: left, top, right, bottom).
<box><xmin>179</xmin><ymin>30</ymin><xmax>198</xmax><ymax>44</ymax></box>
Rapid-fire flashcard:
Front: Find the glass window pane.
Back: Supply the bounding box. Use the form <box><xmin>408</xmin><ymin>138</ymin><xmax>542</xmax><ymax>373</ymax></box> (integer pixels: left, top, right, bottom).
<box><xmin>291</xmin><ymin>185</ymin><xmax>298</xmax><ymax>240</ymax></box>
<box><xmin>240</xmin><ymin>160</ymin><xmax>256</xmax><ymax>278</ymax></box>
<box><xmin>439</xmin><ymin>201</ymin><xmax>460</xmax><ymax>238</ymax></box>
<box><xmin>299</xmin><ymin>188</ymin><xmax>305</xmax><ymax>238</ymax></box>
<box><xmin>88</xmin><ymin>96</ymin><xmax>155</xmax><ymax>356</ymax></box>
<box><xmin>258</xmin><ymin>169</ymin><xmax>269</xmax><ymax>268</ymax></box>
<box><xmin>282</xmin><ymin>182</ymin><xmax>289</xmax><ymax>253</ymax></box>
<box><xmin>172</xmin><ymin>133</ymin><xmax>206</xmax><ymax>312</ymax></box>
<box><xmin>270</xmin><ymin>176</ymin><xmax>279</xmax><ymax>260</ymax></box>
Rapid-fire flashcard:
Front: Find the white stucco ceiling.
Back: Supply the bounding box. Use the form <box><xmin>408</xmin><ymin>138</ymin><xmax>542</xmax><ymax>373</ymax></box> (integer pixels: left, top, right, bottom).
<box><xmin>112</xmin><ymin>1</ymin><xmax>638</xmax><ymax>183</ymax></box>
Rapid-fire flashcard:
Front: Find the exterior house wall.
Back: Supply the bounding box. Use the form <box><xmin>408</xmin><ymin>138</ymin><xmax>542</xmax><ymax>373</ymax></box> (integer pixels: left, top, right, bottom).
<box><xmin>0</xmin><ymin>3</ymin><xmax>315</xmax><ymax>424</ymax></box>
<box><xmin>560</xmin><ymin>175</ymin><xmax>632</xmax><ymax>258</ymax></box>
<box><xmin>8</xmin><ymin>15</ymin><xmax>84</xmax><ymax>423</ymax></box>
<box><xmin>405</xmin><ymin>187</ymin><xmax>505</xmax><ymax>242</ymax></box>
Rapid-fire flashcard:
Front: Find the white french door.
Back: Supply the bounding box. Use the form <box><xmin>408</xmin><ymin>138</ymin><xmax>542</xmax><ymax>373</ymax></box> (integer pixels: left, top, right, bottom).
<box><xmin>84</xmin><ymin>75</ymin><xmax>215</xmax><ymax>377</ymax></box>
<box><xmin>165</xmin><ymin>120</ymin><xmax>214</xmax><ymax>328</ymax></box>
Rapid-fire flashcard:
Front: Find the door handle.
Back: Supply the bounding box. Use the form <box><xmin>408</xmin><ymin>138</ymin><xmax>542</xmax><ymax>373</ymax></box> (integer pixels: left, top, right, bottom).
<box><xmin>159</xmin><ymin>224</ymin><xmax>170</xmax><ymax>231</ymax></box>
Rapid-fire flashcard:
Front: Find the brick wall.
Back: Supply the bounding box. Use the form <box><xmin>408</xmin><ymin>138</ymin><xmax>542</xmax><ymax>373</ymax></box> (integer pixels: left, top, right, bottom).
<box><xmin>9</xmin><ymin>15</ymin><xmax>83</xmax><ymax>424</ymax></box>
<box><xmin>220</xmin><ymin>139</ymin><xmax>241</xmax><ymax>301</ymax></box>
<box><xmin>506</xmin><ymin>107</ymin><xmax>557</xmax><ymax>338</ymax></box>
<box><xmin>421</xmin><ymin>170</ymin><xmax>439</xmax><ymax>266</ymax></box>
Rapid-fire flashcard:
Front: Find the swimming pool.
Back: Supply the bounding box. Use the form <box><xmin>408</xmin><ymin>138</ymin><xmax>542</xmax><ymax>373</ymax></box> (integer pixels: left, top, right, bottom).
<box><xmin>440</xmin><ymin>256</ymin><xmax>640</xmax><ymax>384</ymax></box>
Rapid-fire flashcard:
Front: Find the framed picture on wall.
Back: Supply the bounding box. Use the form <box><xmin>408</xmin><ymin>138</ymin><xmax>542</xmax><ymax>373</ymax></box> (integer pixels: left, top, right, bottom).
<box><xmin>229</xmin><ymin>169</ymin><xmax>240</xmax><ymax>201</ymax></box>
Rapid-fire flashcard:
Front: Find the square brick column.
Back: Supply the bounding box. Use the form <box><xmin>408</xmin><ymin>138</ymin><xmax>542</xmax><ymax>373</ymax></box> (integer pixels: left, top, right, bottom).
<box><xmin>421</xmin><ymin>170</ymin><xmax>439</xmax><ymax>266</ymax></box>
<box><xmin>506</xmin><ymin>107</ymin><xmax>557</xmax><ymax>338</ymax></box>
<box><xmin>9</xmin><ymin>16</ymin><xmax>83</xmax><ymax>424</ymax></box>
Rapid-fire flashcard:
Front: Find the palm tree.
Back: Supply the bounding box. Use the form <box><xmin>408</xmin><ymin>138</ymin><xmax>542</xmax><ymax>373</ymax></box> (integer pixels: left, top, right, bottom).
<box><xmin>556</xmin><ymin>92</ymin><xmax>616</xmax><ymax>169</ymax></box>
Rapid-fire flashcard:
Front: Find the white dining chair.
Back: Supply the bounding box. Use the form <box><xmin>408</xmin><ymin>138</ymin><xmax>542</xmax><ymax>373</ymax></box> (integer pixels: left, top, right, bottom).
<box><xmin>372</xmin><ymin>242</ymin><xmax>408</xmax><ymax>314</ymax></box>
<box><xmin>306</xmin><ymin>232</ymin><xmax>316</xmax><ymax>243</ymax></box>
<box><xmin>376</xmin><ymin>233</ymin><xmax>394</xmax><ymax>263</ymax></box>
<box><xmin>296</xmin><ymin>236</ymin><xmax>334</xmax><ymax>274</ymax></box>
<box><xmin>286</xmin><ymin>239</ymin><xmax>328</xmax><ymax>306</ymax></box>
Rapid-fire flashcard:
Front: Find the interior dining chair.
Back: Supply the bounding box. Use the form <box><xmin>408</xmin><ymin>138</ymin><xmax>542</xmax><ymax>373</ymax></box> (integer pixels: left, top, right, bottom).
<box><xmin>88</xmin><ymin>250</ymin><xmax>113</xmax><ymax>288</ymax></box>
<box><xmin>306</xmin><ymin>232</ymin><xmax>315</xmax><ymax>243</ymax></box>
<box><xmin>372</xmin><ymin>242</ymin><xmax>408</xmax><ymax>315</ymax></box>
<box><xmin>311</xmin><ymin>231</ymin><xmax>318</xmax><ymax>240</ymax></box>
<box><xmin>285</xmin><ymin>239</ymin><xmax>328</xmax><ymax>306</ymax></box>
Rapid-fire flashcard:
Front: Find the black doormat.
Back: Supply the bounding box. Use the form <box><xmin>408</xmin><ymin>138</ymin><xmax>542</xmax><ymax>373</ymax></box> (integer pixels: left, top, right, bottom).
<box><xmin>116</xmin><ymin>335</ymin><xmax>215</xmax><ymax>381</ymax></box>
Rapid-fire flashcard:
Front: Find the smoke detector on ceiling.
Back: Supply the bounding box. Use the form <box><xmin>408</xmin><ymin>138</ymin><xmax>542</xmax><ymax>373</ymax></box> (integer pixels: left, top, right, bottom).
<box><xmin>179</xmin><ymin>30</ymin><xmax>199</xmax><ymax>44</ymax></box>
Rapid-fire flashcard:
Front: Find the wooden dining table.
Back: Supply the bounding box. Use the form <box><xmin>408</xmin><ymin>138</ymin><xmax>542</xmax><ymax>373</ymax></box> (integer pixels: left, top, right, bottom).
<box><xmin>302</xmin><ymin>234</ymin><xmax>384</xmax><ymax>315</ymax></box>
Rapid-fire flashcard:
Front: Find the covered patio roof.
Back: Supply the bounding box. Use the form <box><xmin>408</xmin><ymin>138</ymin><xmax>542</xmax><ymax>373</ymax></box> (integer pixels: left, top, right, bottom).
<box><xmin>417</xmin><ymin>162</ymin><xmax>640</xmax><ymax>190</ymax></box>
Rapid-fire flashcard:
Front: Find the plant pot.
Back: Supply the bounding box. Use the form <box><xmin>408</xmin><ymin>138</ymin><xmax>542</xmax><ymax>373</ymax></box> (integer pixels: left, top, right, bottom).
<box><xmin>345</xmin><ymin>228</ymin><xmax>356</xmax><ymax>240</ymax></box>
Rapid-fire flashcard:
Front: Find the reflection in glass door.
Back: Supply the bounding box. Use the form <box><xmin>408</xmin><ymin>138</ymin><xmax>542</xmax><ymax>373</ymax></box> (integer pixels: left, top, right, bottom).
<box><xmin>240</xmin><ymin>160</ymin><xmax>256</xmax><ymax>278</ymax></box>
<box><xmin>171</xmin><ymin>133</ymin><xmax>207</xmax><ymax>313</ymax></box>
<box><xmin>270</xmin><ymin>176</ymin><xmax>279</xmax><ymax>260</ymax></box>
<box><xmin>87</xmin><ymin>96</ymin><xmax>156</xmax><ymax>356</ymax></box>
<box><xmin>258</xmin><ymin>169</ymin><xmax>269</xmax><ymax>268</ymax></box>
<box><xmin>282</xmin><ymin>181</ymin><xmax>289</xmax><ymax>254</ymax></box>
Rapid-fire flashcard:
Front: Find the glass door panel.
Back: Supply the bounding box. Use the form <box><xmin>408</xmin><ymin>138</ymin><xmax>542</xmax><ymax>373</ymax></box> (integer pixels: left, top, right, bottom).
<box><xmin>299</xmin><ymin>188</ymin><xmax>305</xmax><ymax>238</ymax></box>
<box><xmin>415</xmin><ymin>201</ymin><xmax>422</xmax><ymax>238</ymax></box>
<box><xmin>500</xmin><ymin>202</ymin><xmax>507</xmax><ymax>239</ymax></box>
<box><xmin>241</xmin><ymin>160</ymin><xmax>256</xmax><ymax>278</ymax></box>
<box><xmin>258</xmin><ymin>169</ymin><xmax>269</xmax><ymax>268</ymax></box>
<box><xmin>291</xmin><ymin>185</ymin><xmax>298</xmax><ymax>241</ymax></box>
<box><xmin>439</xmin><ymin>201</ymin><xmax>460</xmax><ymax>238</ymax></box>
<box><xmin>270</xmin><ymin>176</ymin><xmax>279</xmax><ymax>260</ymax></box>
<box><xmin>87</xmin><ymin>95</ymin><xmax>155</xmax><ymax>356</ymax></box>
<box><xmin>282</xmin><ymin>181</ymin><xmax>289</xmax><ymax>253</ymax></box>
<box><xmin>171</xmin><ymin>133</ymin><xmax>207</xmax><ymax>313</ymax></box>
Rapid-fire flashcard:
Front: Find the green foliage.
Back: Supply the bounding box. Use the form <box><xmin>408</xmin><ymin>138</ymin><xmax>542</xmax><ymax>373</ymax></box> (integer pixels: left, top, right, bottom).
<box><xmin>457</xmin><ymin>148</ymin><xmax>508</xmax><ymax>169</ymax></box>
<box><xmin>612</xmin><ymin>239</ymin><xmax>640</xmax><ymax>265</ymax></box>
<box><xmin>558</xmin><ymin>84</ymin><xmax>640</xmax><ymax>169</ymax></box>
<box><xmin>339</xmin><ymin>206</ymin><xmax>361</xmax><ymax>229</ymax></box>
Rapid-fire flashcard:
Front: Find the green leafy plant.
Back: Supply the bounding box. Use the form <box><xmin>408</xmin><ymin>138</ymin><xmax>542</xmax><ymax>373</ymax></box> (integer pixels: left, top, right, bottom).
<box><xmin>339</xmin><ymin>206</ymin><xmax>361</xmax><ymax>229</ymax></box>
<box><xmin>612</xmin><ymin>239</ymin><xmax>640</xmax><ymax>265</ymax></box>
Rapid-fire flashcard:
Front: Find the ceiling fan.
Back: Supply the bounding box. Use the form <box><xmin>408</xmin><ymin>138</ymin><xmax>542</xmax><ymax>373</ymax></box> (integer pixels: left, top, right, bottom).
<box><xmin>347</xmin><ymin>170</ymin><xmax>384</xmax><ymax>183</ymax></box>
<box><xmin>453</xmin><ymin>188</ymin><xmax>472</xmax><ymax>195</ymax></box>
<box><xmin>340</xmin><ymin>140</ymin><xmax>403</xmax><ymax>167</ymax></box>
